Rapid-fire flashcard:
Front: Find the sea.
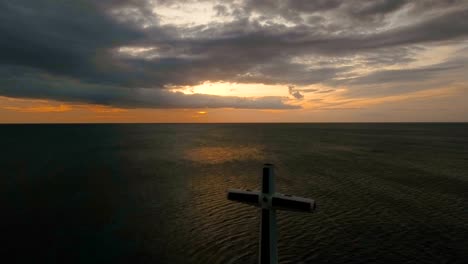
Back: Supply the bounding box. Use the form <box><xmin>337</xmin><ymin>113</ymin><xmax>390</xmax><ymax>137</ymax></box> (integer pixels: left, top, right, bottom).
<box><xmin>1</xmin><ymin>123</ymin><xmax>467</xmax><ymax>263</ymax></box>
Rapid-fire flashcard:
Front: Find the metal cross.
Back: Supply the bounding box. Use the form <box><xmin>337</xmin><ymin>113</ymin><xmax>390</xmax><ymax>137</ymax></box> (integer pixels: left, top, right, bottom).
<box><xmin>227</xmin><ymin>164</ymin><xmax>316</xmax><ymax>264</ymax></box>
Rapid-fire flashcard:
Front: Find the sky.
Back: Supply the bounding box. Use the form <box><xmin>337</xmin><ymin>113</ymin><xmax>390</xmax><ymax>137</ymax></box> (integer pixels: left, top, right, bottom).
<box><xmin>1</xmin><ymin>0</ymin><xmax>467</xmax><ymax>123</ymax></box>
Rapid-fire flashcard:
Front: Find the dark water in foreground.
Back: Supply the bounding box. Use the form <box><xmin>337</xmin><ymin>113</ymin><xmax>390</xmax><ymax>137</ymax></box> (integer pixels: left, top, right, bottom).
<box><xmin>1</xmin><ymin>123</ymin><xmax>467</xmax><ymax>263</ymax></box>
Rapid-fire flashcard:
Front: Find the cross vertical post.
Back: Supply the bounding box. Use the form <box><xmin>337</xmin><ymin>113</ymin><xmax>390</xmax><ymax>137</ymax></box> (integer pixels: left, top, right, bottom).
<box><xmin>260</xmin><ymin>164</ymin><xmax>277</xmax><ymax>264</ymax></box>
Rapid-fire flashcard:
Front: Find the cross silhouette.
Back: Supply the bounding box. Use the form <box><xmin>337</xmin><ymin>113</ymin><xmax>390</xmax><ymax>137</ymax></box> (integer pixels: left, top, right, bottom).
<box><xmin>227</xmin><ymin>164</ymin><xmax>316</xmax><ymax>264</ymax></box>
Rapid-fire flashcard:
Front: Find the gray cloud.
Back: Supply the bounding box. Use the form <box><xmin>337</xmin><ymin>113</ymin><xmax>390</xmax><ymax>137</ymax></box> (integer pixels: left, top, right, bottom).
<box><xmin>213</xmin><ymin>4</ymin><xmax>229</xmax><ymax>16</ymax></box>
<box><xmin>288</xmin><ymin>86</ymin><xmax>304</xmax><ymax>100</ymax></box>
<box><xmin>288</xmin><ymin>85</ymin><xmax>335</xmax><ymax>99</ymax></box>
<box><xmin>0</xmin><ymin>0</ymin><xmax>467</xmax><ymax>108</ymax></box>
<box><xmin>346</xmin><ymin>55</ymin><xmax>468</xmax><ymax>86</ymax></box>
<box><xmin>299</xmin><ymin>88</ymin><xmax>318</xmax><ymax>93</ymax></box>
<box><xmin>332</xmin><ymin>55</ymin><xmax>468</xmax><ymax>98</ymax></box>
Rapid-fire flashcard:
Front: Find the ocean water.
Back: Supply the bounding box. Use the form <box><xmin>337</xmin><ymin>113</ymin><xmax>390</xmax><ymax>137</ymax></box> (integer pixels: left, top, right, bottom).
<box><xmin>1</xmin><ymin>123</ymin><xmax>467</xmax><ymax>263</ymax></box>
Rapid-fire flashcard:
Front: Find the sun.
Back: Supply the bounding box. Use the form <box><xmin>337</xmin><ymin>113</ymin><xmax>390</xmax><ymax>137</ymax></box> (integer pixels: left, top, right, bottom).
<box><xmin>171</xmin><ymin>81</ymin><xmax>289</xmax><ymax>97</ymax></box>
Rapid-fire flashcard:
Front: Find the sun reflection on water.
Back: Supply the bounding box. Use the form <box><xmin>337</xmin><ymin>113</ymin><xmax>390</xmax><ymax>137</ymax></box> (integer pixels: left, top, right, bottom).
<box><xmin>184</xmin><ymin>146</ymin><xmax>264</xmax><ymax>164</ymax></box>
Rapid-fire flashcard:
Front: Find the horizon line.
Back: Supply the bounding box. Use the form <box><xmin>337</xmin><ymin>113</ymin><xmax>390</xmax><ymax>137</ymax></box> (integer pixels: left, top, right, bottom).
<box><xmin>1</xmin><ymin>121</ymin><xmax>467</xmax><ymax>125</ymax></box>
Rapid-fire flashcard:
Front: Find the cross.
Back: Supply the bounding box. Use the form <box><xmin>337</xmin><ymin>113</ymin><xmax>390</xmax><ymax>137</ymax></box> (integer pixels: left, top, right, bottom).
<box><xmin>227</xmin><ymin>164</ymin><xmax>316</xmax><ymax>264</ymax></box>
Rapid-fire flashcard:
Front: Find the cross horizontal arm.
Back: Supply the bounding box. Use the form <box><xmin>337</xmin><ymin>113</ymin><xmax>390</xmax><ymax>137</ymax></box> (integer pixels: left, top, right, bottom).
<box><xmin>271</xmin><ymin>193</ymin><xmax>316</xmax><ymax>212</ymax></box>
<box><xmin>227</xmin><ymin>189</ymin><xmax>261</xmax><ymax>206</ymax></box>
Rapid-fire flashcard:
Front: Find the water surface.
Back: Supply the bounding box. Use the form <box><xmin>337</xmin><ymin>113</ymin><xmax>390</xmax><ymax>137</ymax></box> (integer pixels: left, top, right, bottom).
<box><xmin>1</xmin><ymin>123</ymin><xmax>467</xmax><ymax>263</ymax></box>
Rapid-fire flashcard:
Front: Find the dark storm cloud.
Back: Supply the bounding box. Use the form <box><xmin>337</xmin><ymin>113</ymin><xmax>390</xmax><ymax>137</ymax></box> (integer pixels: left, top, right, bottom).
<box><xmin>0</xmin><ymin>66</ymin><xmax>298</xmax><ymax>109</ymax></box>
<box><xmin>0</xmin><ymin>0</ymin><xmax>467</xmax><ymax>108</ymax></box>
<box><xmin>0</xmin><ymin>1</ymin><xmax>150</xmax><ymax>82</ymax></box>
<box><xmin>347</xmin><ymin>0</ymin><xmax>409</xmax><ymax>17</ymax></box>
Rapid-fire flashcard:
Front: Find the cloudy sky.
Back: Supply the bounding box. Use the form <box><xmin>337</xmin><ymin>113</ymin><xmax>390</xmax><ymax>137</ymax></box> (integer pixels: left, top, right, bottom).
<box><xmin>1</xmin><ymin>0</ymin><xmax>467</xmax><ymax>122</ymax></box>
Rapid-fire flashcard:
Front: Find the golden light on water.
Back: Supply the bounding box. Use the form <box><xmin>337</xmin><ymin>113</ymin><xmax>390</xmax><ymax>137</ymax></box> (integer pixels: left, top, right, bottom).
<box><xmin>184</xmin><ymin>146</ymin><xmax>264</xmax><ymax>164</ymax></box>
